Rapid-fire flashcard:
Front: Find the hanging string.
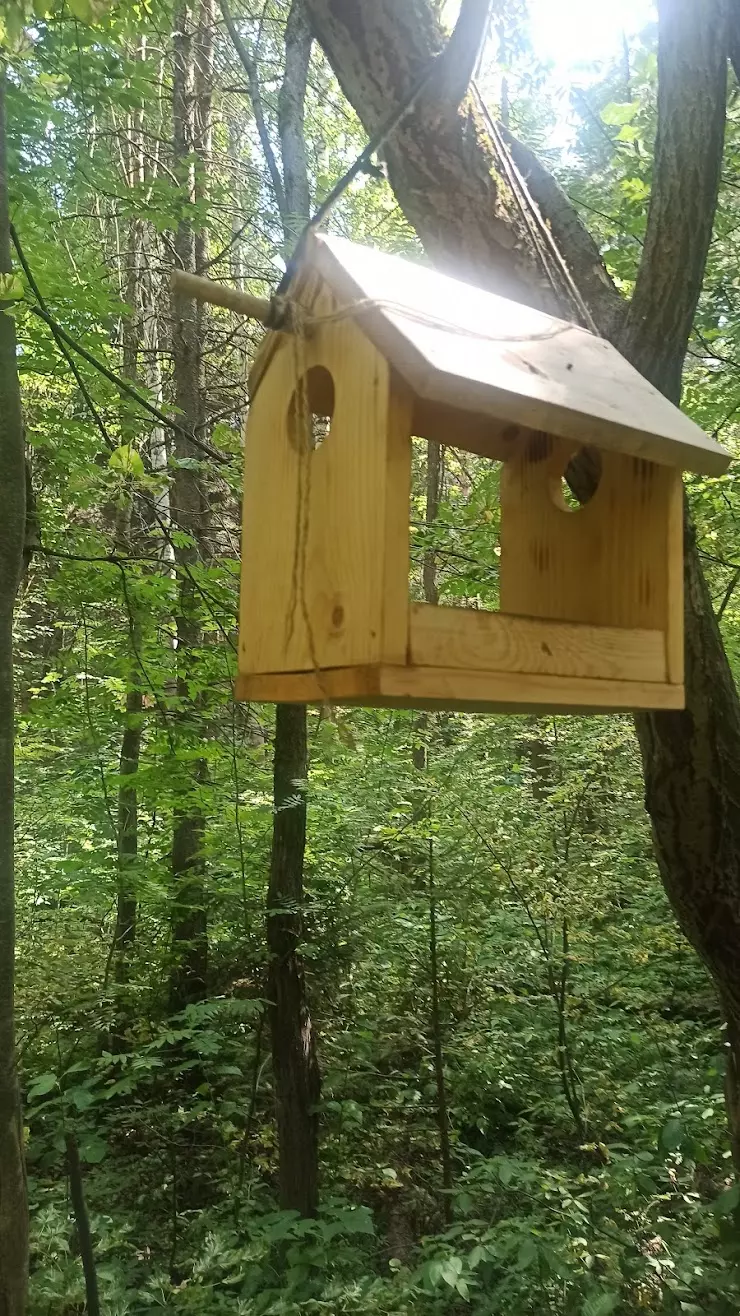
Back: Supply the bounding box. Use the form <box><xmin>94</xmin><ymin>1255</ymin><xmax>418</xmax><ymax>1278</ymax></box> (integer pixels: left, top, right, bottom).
<box><xmin>470</xmin><ymin>82</ymin><xmax>599</xmax><ymax>334</ymax></box>
<box><xmin>284</xmin><ymin>298</ymin><xmax>331</xmax><ymax>708</ymax></box>
<box><xmin>277</xmin><ymin>294</ymin><xmax>579</xmax><ymax>345</ymax></box>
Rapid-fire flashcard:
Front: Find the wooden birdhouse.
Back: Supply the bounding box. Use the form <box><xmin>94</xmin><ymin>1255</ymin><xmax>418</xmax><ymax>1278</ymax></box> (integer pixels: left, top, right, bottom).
<box><xmin>234</xmin><ymin>235</ymin><xmax>730</xmax><ymax>714</ymax></box>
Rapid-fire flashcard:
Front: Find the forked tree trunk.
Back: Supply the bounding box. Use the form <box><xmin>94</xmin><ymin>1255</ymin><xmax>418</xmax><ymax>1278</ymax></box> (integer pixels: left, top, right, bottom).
<box><xmin>0</xmin><ymin>67</ymin><xmax>30</xmax><ymax>1316</ymax></box>
<box><xmin>302</xmin><ymin>0</ymin><xmax>740</xmax><ymax>1160</ymax></box>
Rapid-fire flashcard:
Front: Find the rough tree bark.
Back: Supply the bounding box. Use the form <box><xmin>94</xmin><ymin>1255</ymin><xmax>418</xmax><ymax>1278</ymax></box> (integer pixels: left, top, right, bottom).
<box><xmin>269</xmin><ymin>0</ymin><xmax>320</xmax><ymax>1218</ymax></box>
<box><xmin>112</xmin><ymin>110</ymin><xmax>146</xmax><ymax>987</ymax></box>
<box><xmin>303</xmin><ymin>0</ymin><xmax>614</xmax><ymax>318</ymax></box>
<box><xmin>113</xmin><ymin>686</ymin><xmax>142</xmax><ymax>984</ymax></box>
<box><xmin>221</xmin><ymin>0</ymin><xmax>320</xmax><ymax>1215</ymax></box>
<box><xmin>267</xmin><ymin>701</ymin><xmax>320</xmax><ymax>1216</ymax></box>
<box><xmin>301</xmin><ymin>0</ymin><xmax>740</xmax><ymax>1159</ymax></box>
<box><xmin>169</xmin><ymin>0</ymin><xmax>214</xmax><ymax>1012</ymax></box>
<box><xmin>0</xmin><ymin>66</ymin><xmax>30</xmax><ymax>1316</ymax></box>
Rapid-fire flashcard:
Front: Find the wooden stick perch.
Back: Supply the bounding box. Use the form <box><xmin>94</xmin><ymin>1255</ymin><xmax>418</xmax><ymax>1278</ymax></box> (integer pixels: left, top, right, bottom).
<box><xmin>171</xmin><ymin>269</ymin><xmax>275</xmax><ymax>323</ymax></box>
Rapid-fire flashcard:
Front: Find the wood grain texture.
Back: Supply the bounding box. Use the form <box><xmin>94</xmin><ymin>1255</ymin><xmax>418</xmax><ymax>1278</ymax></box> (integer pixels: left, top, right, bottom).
<box><xmin>665</xmin><ymin>470</ymin><xmax>685</xmax><ymax>685</ymax></box>
<box><xmin>412</xmin><ymin>396</ymin><xmax>519</xmax><ymax>461</ymax></box>
<box><xmin>409</xmin><ymin>604</ymin><xmax>667</xmax><ymax>683</ymax></box>
<box><xmin>310</xmin><ymin>233</ymin><xmax>729</xmax><ymax>476</ymax></box>
<box><xmin>235</xmin><ymin>664</ymin><xmax>685</xmax><ymax>713</ymax></box>
<box><xmin>239</xmin><ymin>280</ymin><xmax>414</xmax><ymax>679</ymax></box>
<box><xmin>381</xmin><ymin>378</ymin><xmax>414</xmax><ymax>665</ymax></box>
<box><xmin>170</xmin><ymin>268</ymin><xmax>273</xmax><ymax>323</ymax></box>
<box><xmin>500</xmin><ymin>435</ymin><xmax>681</xmax><ymax>634</ymax></box>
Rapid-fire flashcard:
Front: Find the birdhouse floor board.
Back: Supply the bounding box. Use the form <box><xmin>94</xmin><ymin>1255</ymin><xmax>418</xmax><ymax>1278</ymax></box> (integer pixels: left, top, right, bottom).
<box><xmin>408</xmin><ymin>605</ymin><xmax>667</xmax><ymax>684</ymax></box>
<box><xmin>235</xmin><ymin>665</ymin><xmax>684</xmax><ymax>713</ymax></box>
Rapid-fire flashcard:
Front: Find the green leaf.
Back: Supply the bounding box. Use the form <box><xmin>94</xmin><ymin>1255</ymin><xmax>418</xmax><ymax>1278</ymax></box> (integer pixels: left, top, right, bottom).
<box><xmin>67</xmin><ymin>0</ymin><xmax>110</xmax><ymax>21</ymax></box>
<box><xmin>582</xmin><ymin>1294</ymin><xmax>619</xmax><ymax>1316</ymax></box>
<box><xmin>659</xmin><ymin>1117</ymin><xmax>683</xmax><ymax>1151</ymax></box>
<box><xmin>498</xmin><ymin>1159</ymin><xmax>515</xmax><ymax>1185</ymax></box>
<box><xmin>27</xmin><ymin>1073</ymin><xmax>58</xmax><ymax>1099</ymax></box>
<box><xmin>440</xmin><ymin>1256</ymin><xmax>463</xmax><ymax>1287</ymax></box>
<box><xmin>601</xmin><ymin>100</ymin><xmax>639</xmax><ymax>126</ymax></box>
<box><xmin>79</xmin><ymin>1134</ymin><xmax>107</xmax><ymax>1164</ymax></box>
<box><xmin>517</xmin><ymin>1237</ymin><xmax>537</xmax><ymax>1269</ymax></box>
<box><xmin>713</xmin><ymin>1183</ymin><xmax>740</xmax><ymax>1216</ymax></box>
<box><xmin>67</xmin><ymin>1086</ymin><xmax>95</xmax><ymax>1111</ymax></box>
<box><xmin>109</xmin><ymin>445</ymin><xmax>145</xmax><ymax>479</ymax></box>
<box><xmin>0</xmin><ymin>273</ymin><xmax>24</xmax><ymax>303</ymax></box>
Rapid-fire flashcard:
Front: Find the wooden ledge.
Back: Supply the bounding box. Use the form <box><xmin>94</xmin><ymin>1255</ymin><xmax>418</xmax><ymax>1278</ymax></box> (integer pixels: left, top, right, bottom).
<box><xmin>409</xmin><ymin>604</ymin><xmax>667</xmax><ymax>684</ymax></box>
<box><xmin>235</xmin><ymin>663</ymin><xmax>684</xmax><ymax>714</ymax></box>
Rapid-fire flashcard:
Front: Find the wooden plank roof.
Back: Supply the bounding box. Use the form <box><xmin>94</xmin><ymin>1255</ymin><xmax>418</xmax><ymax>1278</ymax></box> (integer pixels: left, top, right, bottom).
<box><xmin>301</xmin><ymin>233</ymin><xmax>730</xmax><ymax>477</ymax></box>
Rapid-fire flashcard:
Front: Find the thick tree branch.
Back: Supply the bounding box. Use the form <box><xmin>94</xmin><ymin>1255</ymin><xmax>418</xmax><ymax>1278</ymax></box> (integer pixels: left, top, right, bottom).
<box><xmin>303</xmin><ymin>0</ymin><xmax>553</xmax><ymax>302</ymax></box>
<box><xmin>500</xmin><ymin>124</ymin><xmax>623</xmax><ymax>335</ymax></box>
<box><xmin>434</xmin><ymin>0</ymin><xmax>493</xmax><ymax>111</ymax></box>
<box><xmin>277</xmin><ymin>0</ymin><xmax>312</xmax><ymax>250</ymax></box>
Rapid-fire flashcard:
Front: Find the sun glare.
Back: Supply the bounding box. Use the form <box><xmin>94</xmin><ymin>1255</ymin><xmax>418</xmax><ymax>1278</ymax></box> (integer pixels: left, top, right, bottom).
<box><xmin>527</xmin><ymin>0</ymin><xmax>657</xmax><ymax>77</ymax></box>
<box><xmin>446</xmin><ymin>0</ymin><xmax>657</xmax><ymax>81</ymax></box>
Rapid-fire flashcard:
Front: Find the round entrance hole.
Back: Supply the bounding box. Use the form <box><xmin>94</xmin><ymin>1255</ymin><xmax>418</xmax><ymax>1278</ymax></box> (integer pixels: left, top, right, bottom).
<box><xmin>551</xmin><ymin>445</ymin><xmax>602</xmax><ymax>512</ymax></box>
<box><xmin>287</xmin><ymin>365</ymin><xmax>335</xmax><ymax>453</ymax></box>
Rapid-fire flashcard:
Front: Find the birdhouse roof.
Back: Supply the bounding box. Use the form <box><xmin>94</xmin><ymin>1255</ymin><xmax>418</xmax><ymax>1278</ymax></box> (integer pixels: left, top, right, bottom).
<box><xmin>293</xmin><ymin>233</ymin><xmax>729</xmax><ymax>477</ymax></box>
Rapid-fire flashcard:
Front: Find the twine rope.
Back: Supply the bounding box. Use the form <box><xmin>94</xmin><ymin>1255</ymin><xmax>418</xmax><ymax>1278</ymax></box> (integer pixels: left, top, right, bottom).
<box><xmin>285</xmin><ymin>301</ymin><xmax>332</xmax><ymax>709</ymax></box>
<box><xmin>273</xmin><ymin>291</ymin><xmax>580</xmax><ymax>348</ymax></box>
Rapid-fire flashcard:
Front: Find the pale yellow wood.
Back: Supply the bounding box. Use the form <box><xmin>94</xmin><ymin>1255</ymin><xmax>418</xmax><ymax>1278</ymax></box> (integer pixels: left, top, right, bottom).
<box><xmin>248</xmin><ymin>267</ymin><xmax>322</xmax><ymax>400</ymax></box>
<box><xmin>309</xmin><ymin>233</ymin><xmax>729</xmax><ymax>476</ymax></box>
<box><xmin>500</xmin><ymin>436</ymin><xmax>679</xmax><ymax>634</ymax></box>
<box><xmin>381</xmin><ymin>379</ymin><xmax>414</xmax><ymax>665</ymax></box>
<box><xmin>409</xmin><ymin>604</ymin><xmax>666</xmax><ymax>683</ymax></box>
<box><xmin>236</xmin><ymin>667</ymin><xmax>380</xmax><ymax>704</ymax></box>
<box><xmin>235</xmin><ymin>664</ymin><xmax>685</xmax><ymax>713</ymax></box>
<box><xmin>665</xmin><ymin>471</ymin><xmax>685</xmax><ymax>685</ymax></box>
<box><xmin>412</xmin><ymin>397</ymin><xmax>519</xmax><ymax>462</ymax></box>
<box><xmin>238</xmin><ymin>279</ymin><xmax>412</xmax><ymax>679</ymax></box>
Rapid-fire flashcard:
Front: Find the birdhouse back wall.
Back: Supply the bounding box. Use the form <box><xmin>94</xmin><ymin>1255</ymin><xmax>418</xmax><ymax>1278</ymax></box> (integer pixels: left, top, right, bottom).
<box><xmin>499</xmin><ymin>434</ymin><xmax>684</xmax><ymax>684</ymax></box>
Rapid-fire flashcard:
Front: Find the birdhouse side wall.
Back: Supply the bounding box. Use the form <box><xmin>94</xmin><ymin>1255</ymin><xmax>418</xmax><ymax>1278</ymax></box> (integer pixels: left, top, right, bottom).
<box><xmin>238</xmin><ymin>294</ymin><xmax>412</xmax><ymax>678</ymax></box>
<box><xmin>500</xmin><ymin>436</ymin><xmax>683</xmax><ymax>681</ymax></box>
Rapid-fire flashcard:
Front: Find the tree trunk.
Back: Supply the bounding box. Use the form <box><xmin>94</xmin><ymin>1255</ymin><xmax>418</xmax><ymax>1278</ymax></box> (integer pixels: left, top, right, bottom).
<box><xmin>113</xmin><ymin>686</ymin><xmax>142</xmax><ymax>985</ymax></box>
<box><xmin>65</xmin><ymin>1133</ymin><xmax>100</xmax><ymax>1316</ymax></box>
<box><xmin>278</xmin><ymin>0</ymin><xmax>312</xmax><ymax>250</ymax></box>
<box><xmin>271</xmin><ymin>0</ymin><xmax>320</xmax><ymax>1215</ymax></box>
<box><xmin>619</xmin><ymin>0</ymin><xmax>740</xmax><ymax>1165</ymax></box>
<box><xmin>303</xmin><ymin>0</ymin><xmax>740</xmax><ymax>1161</ymax></box>
<box><xmin>427</xmin><ymin>838</ymin><xmax>453</xmax><ymax>1221</ymax></box>
<box><xmin>220</xmin><ymin>0</ymin><xmax>321</xmax><ymax>1212</ymax></box>
<box><xmin>266</xmin><ymin>703</ymin><xmax>320</xmax><ymax>1215</ymax></box>
<box><xmin>0</xmin><ymin>66</ymin><xmax>30</xmax><ymax>1316</ymax></box>
<box><xmin>303</xmin><ymin>0</ymin><xmax>612</xmax><ymax>315</ymax></box>
<box><xmin>112</xmin><ymin>143</ymin><xmax>146</xmax><ymax>985</ymax></box>
<box><xmin>418</xmin><ymin>453</ymin><xmax>453</xmax><ymax>1211</ymax></box>
<box><xmin>169</xmin><ymin>0</ymin><xmax>213</xmax><ymax>1012</ymax></box>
